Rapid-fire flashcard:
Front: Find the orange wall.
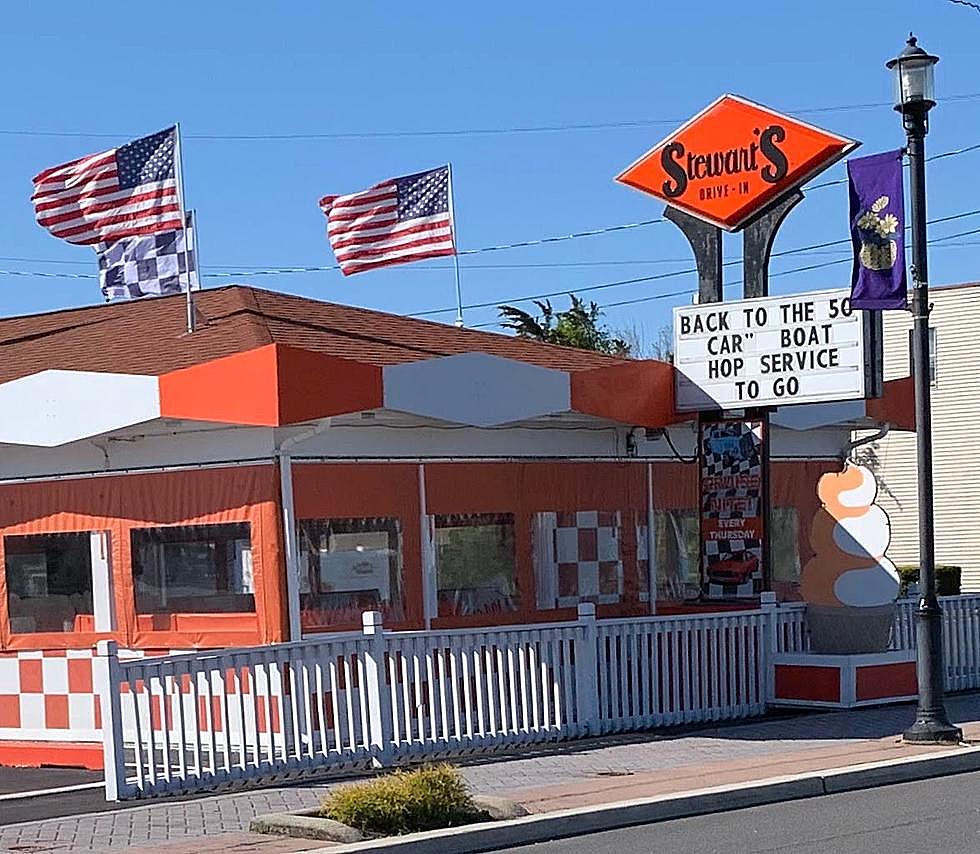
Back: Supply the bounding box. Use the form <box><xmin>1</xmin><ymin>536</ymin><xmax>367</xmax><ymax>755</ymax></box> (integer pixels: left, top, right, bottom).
<box><xmin>292</xmin><ymin>463</ymin><xmax>423</xmax><ymax>630</ymax></box>
<box><xmin>0</xmin><ymin>458</ymin><xmax>840</xmax><ymax>651</ymax></box>
<box><xmin>0</xmin><ymin>465</ymin><xmax>285</xmax><ymax>651</ymax></box>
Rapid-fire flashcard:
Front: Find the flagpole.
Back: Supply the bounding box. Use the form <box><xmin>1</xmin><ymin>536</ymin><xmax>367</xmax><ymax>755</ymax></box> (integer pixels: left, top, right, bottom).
<box><xmin>173</xmin><ymin>122</ymin><xmax>195</xmax><ymax>333</ymax></box>
<box><xmin>447</xmin><ymin>163</ymin><xmax>464</xmax><ymax>328</ymax></box>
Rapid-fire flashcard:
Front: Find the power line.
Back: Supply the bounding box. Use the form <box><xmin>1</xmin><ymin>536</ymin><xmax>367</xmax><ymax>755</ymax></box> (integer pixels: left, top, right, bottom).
<box><xmin>5</xmin><ymin>139</ymin><xmax>980</xmax><ymax>278</ymax></box>
<box><xmin>468</xmin><ymin>226</ymin><xmax>980</xmax><ymax>328</ymax></box>
<box><xmin>409</xmin><ymin>208</ymin><xmax>980</xmax><ymax>318</ymax></box>
<box><xmin>4</xmin><ymin>94</ymin><xmax>980</xmax><ymax>141</ymax></box>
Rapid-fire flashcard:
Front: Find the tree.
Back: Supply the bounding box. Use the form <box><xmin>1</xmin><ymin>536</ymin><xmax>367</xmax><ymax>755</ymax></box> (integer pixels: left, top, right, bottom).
<box><xmin>498</xmin><ymin>295</ymin><xmax>630</xmax><ymax>356</ymax></box>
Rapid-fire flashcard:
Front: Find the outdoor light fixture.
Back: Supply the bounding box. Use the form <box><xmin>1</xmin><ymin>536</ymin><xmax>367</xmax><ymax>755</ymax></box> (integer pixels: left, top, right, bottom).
<box><xmin>887</xmin><ymin>35</ymin><xmax>961</xmax><ymax>744</ymax></box>
<box><xmin>887</xmin><ymin>35</ymin><xmax>939</xmax><ymax>129</ymax></box>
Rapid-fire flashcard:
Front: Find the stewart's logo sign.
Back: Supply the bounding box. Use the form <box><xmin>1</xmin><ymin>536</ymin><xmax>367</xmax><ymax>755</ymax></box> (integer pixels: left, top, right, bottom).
<box><xmin>616</xmin><ymin>95</ymin><xmax>858</xmax><ymax>231</ymax></box>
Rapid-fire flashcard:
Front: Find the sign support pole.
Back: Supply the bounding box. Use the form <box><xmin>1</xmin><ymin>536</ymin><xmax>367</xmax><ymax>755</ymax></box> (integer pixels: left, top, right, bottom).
<box><xmin>739</xmin><ymin>192</ymin><xmax>803</xmax><ymax>593</ymax></box>
<box><xmin>664</xmin><ymin>206</ymin><xmax>723</xmax><ymax>303</ymax></box>
<box><xmin>664</xmin><ymin>205</ymin><xmax>728</xmax><ymax>601</ymax></box>
<box><xmin>742</xmin><ymin>192</ymin><xmax>803</xmax><ymax>299</ymax></box>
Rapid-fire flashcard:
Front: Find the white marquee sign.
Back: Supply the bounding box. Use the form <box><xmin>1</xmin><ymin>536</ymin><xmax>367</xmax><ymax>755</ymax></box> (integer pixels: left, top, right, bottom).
<box><xmin>673</xmin><ymin>289</ymin><xmax>877</xmax><ymax>411</ymax></box>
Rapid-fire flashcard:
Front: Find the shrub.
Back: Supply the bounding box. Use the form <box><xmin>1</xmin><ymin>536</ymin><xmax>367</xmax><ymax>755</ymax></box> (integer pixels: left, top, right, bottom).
<box><xmin>897</xmin><ymin>564</ymin><xmax>961</xmax><ymax>596</ymax></box>
<box><xmin>320</xmin><ymin>764</ymin><xmax>479</xmax><ymax>836</ymax></box>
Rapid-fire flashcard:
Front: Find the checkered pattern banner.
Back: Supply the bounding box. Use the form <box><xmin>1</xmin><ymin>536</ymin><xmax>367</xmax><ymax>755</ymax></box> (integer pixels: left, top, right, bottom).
<box><xmin>96</xmin><ymin>210</ymin><xmax>200</xmax><ymax>302</ymax></box>
<box><xmin>0</xmin><ymin>647</ymin><xmax>306</xmax><ymax>749</ymax></box>
<box><xmin>700</xmin><ymin>420</ymin><xmax>765</xmax><ymax>599</ymax></box>
<box><xmin>554</xmin><ymin>511</ymin><xmax>623</xmax><ymax>608</ymax></box>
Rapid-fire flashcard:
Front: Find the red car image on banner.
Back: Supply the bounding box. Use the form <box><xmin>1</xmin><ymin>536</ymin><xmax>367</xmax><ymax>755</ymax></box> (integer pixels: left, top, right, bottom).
<box><xmin>700</xmin><ymin>419</ymin><xmax>765</xmax><ymax>598</ymax></box>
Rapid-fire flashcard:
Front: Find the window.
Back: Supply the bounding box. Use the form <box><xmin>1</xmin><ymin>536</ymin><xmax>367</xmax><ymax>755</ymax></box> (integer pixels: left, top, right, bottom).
<box><xmin>654</xmin><ymin>509</ymin><xmax>700</xmax><ymax>603</ymax></box>
<box><xmin>908</xmin><ymin>327</ymin><xmax>937</xmax><ymax>386</ymax></box>
<box><xmin>131</xmin><ymin>523</ymin><xmax>254</xmax><ymax>615</ymax></box>
<box><xmin>534</xmin><ymin>511</ymin><xmax>624</xmax><ymax>610</ymax></box>
<box><xmin>771</xmin><ymin>506</ymin><xmax>803</xmax><ymax>599</ymax></box>
<box><xmin>298</xmin><ymin>517</ymin><xmax>404</xmax><ymax>626</ymax></box>
<box><xmin>5</xmin><ymin>532</ymin><xmax>96</xmax><ymax>633</ymax></box>
<box><xmin>435</xmin><ymin>513</ymin><xmax>519</xmax><ymax>617</ymax></box>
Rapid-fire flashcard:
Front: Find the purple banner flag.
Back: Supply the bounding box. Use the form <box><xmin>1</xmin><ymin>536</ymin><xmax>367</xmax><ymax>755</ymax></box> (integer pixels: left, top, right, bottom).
<box><xmin>848</xmin><ymin>150</ymin><xmax>907</xmax><ymax>310</ymax></box>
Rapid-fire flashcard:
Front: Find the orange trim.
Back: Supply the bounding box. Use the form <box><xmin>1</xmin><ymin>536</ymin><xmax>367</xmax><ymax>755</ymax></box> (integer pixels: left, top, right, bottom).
<box><xmin>855</xmin><ymin>662</ymin><xmax>917</xmax><ymax>701</ymax></box>
<box><xmin>3</xmin><ymin>632</ymin><xmax>116</xmax><ymax>652</ymax></box>
<box><xmin>570</xmin><ymin>360</ymin><xmax>678</xmax><ymax>428</ymax></box>
<box><xmin>868</xmin><ymin>376</ymin><xmax>915</xmax><ymax>432</ymax></box>
<box><xmin>0</xmin><ymin>741</ymin><xmax>103</xmax><ymax>770</ymax></box>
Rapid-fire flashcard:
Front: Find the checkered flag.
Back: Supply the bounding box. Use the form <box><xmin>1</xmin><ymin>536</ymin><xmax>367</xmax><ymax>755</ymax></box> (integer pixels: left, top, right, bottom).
<box><xmin>95</xmin><ymin>211</ymin><xmax>200</xmax><ymax>302</ymax></box>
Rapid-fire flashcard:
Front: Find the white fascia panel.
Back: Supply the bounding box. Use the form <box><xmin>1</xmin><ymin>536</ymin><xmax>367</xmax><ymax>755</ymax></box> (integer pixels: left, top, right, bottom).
<box><xmin>771</xmin><ymin>399</ymin><xmax>867</xmax><ymax>431</ymax></box>
<box><xmin>0</xmin><ymin>370</ymin><xmax>161</xmax><ymax>447</ymax></box>
<box><xmin>383</xmin><ymin>352</ymin><xmax>571</xmax><ymax>427</ymax></box>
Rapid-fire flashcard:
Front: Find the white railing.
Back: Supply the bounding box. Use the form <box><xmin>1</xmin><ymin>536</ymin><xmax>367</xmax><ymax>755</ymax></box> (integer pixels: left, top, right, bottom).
<box><xmin>98</xmin><ymin>630</ymin><xmax>376</xmax><ymax>799</ymax></box>
<box><xmin>98</xmin><ymin>593</ymin><xmax>980</xmax><ymax>800</ymax></box>
<box><xmin>99</xmin><ymin>605</ymin><xmax>767</xmax><ymax>799</ymax></box>
<box><xmin>382</xmin><ymin>620</ymin><xmax>586</xmax><ymax>759</ymax></box>
<box><xmin>594</xmin><ymin>610</ymin><xmax>767</xmax><ymax>730</ymax></box>
<box><xmin>774</xmin><ymin>602</ymin><xmax>808</xmax><ymax>653</ymax></box>
<box><xmin>941</xmin><ymin>594</ymin><xmax>980</xmax><ymax>691</ymax></box>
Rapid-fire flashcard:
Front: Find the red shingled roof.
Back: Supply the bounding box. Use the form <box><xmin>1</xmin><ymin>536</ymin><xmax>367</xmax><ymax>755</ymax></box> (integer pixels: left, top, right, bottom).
<box><xmin>0</xmin><ymin>285</ymin><xmax>627</xmax><ymax>383</ymax></box>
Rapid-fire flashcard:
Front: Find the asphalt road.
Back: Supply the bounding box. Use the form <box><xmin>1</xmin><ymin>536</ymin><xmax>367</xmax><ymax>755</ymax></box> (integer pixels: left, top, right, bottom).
<box><xmin>498</xmin><ymin>770</ymin><xmax>980</xmax><ymax>853</ymax></box>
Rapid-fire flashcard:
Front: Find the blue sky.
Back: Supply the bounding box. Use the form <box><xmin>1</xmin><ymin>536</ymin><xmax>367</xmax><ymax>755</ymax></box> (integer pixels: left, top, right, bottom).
<box><xmin>2</xmin><ymin>2</ymin><xmax>979</xmax><ymax>348</ymax></box>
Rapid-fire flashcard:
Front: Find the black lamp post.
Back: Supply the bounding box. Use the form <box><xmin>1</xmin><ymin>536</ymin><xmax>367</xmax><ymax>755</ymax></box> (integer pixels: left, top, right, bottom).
<box><xmin>887</xmin><ymin>34</ymin><xmax>961</xmax><ymax>744</ymax></box>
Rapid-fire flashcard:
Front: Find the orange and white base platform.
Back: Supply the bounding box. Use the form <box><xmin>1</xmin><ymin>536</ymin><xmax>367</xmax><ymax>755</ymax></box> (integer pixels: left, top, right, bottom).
<box><xmin>772</xmin><ymin>650</ymin><xmax>918</xmax><ymax>709</ymax></box>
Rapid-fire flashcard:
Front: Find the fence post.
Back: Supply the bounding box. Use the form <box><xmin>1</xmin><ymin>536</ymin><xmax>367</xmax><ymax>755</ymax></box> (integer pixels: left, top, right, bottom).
<box><xmin>759</xmin><ymin>592</ymin><xmax>777</xmax><ymax>705</ymax></box>
<box><xmin>362</xmin><ymin>611</ymin><xmax>393</xmax><ymax>767</ymax></box>
<box><xmin>575</xmin><ymin>603</ymin><xmax>600</xmax><ymax>735</ymax></box>
<box><xmin>96</xmin><ymin>640</ymin><xmax>130</xmax><ymax>800</ymax></box>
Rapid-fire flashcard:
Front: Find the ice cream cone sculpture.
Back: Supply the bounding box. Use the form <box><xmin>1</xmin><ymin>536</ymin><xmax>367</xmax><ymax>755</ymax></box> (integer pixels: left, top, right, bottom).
<box><xmin>800</xmin><ymin>463</ymin><xmax>900</xmax><ymax>608</ymax></box>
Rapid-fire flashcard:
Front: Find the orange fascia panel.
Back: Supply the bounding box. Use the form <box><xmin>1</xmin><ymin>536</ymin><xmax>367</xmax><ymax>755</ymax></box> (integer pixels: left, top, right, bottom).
<box><xmin>570</xmin><ymin>360</ymin><xmax>678</xmax><ymax>427</ymax></box>
<box><xmin>160</xmin><ymin>344</ymin><xmax>281</xmax><ymax>426</ymax></box>
<box><xmin>159</xmin><ymin>344</ymin><xmax>383</xmax><ymax>427</ymax></box>
<box><xmin>275</xmin><ymin>344</ymin><xmax>383</xmax><ymax>425</ymax></box>
<box><xmin>867</xmin><ymin>375</ymin><xmax>915</xmax><ymax>432</ymax></box>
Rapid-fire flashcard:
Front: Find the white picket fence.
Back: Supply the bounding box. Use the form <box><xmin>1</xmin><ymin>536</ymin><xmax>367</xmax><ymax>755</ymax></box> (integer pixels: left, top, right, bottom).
<box><xmin>98</xmin><ymin>604</ymin><xmax>770</xmax><ymax>799</ymax></box>
<box><xmin>98</xmin><ymin>593</ymin><xmax>980</xmax><ymax>800</ymax></box>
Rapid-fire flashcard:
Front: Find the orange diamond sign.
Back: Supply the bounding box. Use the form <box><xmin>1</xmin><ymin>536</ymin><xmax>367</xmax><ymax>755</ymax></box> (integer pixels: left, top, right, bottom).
<box><xmin>616</xmin><ymin>95</ymin><xmax>858</xmax><ymax>231</ymax></box>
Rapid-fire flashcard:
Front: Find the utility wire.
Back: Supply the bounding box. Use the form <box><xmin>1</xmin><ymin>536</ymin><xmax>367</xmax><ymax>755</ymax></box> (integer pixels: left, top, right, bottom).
<box><xmin>6</xmin><ymin>140</ymin><xmax>980</xmax><ymax>278</ymax></box>
<box><xmin>409</xmin><ymin>208</ymin><xmax>980</xmax><ymax>318</ymax></box>
<box><xmin>467</xmin><ymin>225</ymin><xmax>980</xmax><ymax>328</ymax></box>
<box><xmin>3</xmin><ymin>94</ymin><xmax>980</xmax><ymax>141</ymax></box>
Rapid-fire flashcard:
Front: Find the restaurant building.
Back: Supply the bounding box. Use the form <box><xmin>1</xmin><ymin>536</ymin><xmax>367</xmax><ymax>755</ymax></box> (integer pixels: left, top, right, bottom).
<box><xmin>0</xmin><ymin>285</ymin><xmax>911</xmax><ymax>765</ymax></box>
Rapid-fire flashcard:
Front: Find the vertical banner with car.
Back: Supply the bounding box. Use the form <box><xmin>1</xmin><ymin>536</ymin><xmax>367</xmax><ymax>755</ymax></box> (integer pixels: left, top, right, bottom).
<box><xmin>700</xmin><ymin>419</ymin><xmax>765</xmax><ymax>599</ymax></box>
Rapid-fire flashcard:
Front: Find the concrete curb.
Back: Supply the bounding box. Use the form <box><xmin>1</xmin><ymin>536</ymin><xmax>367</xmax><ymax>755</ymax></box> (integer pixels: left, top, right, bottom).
<box><xmin>298</xmin><ymin>744</ymin><xmax>980</xmax><ymax>854</ymax></box>
<box><xmin>251</xmin><ymin>795</ymin><xmax>529</xmax><ymax>845</ymax></box>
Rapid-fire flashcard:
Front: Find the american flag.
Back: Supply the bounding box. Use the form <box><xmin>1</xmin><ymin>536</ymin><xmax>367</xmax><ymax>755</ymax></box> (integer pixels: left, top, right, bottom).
<box><xmin>319</xmin><ymin>165</ymin><xmax>456</xmax><ymax>275</ymax></box>
<box><xmin>32</xmin><ymin>127</ymin><xmax>183</xmax><ymax>246</ymax></box>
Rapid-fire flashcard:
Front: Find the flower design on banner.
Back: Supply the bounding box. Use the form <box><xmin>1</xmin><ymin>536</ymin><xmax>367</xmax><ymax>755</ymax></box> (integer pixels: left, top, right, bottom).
<box><xmin>856</xmin><ymin>195</ymin><xmax>900</xmax><ymax>271</ymax></box>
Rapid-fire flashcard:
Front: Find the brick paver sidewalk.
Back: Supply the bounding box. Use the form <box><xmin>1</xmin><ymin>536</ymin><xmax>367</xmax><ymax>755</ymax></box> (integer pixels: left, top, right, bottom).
<box><xmin>3</xmin><ymin>693</ymin><xmax>980</xmax><ymax>853</ymax></box>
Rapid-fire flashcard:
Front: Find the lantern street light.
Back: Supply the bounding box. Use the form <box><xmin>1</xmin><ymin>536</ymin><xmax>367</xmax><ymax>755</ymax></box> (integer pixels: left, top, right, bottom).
<box><xmin>887</xmin><ymin>35</ymin><xmax>961</xmax><ymax>744</ymax></box>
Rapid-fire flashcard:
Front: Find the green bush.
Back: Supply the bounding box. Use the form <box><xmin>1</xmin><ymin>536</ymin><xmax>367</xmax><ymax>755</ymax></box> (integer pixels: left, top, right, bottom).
<box><xmin>896</xmin><ymin>564</ymin><xmax>961</xmax><ymax>596</ymax></box>
<box><xmin>320</xmin><ymin>764</ymin><xmax>479</xmax><ymax>836</ymax></box>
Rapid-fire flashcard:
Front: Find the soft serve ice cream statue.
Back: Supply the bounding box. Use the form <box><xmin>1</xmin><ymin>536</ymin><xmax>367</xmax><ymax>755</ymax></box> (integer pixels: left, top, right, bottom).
<box><xmin>800</xmin><ymin>463</ymin><xmax>900</xmax><ymax>652</ymax></box>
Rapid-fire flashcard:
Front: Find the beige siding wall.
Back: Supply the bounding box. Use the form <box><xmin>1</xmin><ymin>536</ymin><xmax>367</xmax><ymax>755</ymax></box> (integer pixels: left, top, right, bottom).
<box><xmin>874</xmin><ymin>284</ymin><xmax>980</xmax><ymax>590</ymax></box>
